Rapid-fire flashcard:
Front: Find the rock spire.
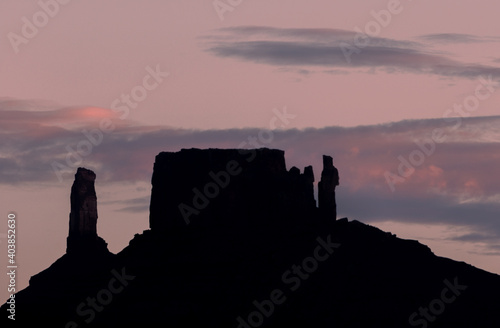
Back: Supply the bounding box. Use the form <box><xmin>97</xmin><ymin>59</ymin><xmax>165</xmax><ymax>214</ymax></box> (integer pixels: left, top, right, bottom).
<box><xmin>318</xmin><ymin>155</ymin><xmax>340</xmax><ymax>219</ymax></box>
<box><xmin>66</xmin><ymin>167</ymin><xmax>107</xmax><ymax>254</ymax></box>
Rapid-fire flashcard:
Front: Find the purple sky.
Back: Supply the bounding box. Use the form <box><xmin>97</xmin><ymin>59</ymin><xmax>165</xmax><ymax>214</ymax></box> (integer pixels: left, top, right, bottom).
<box><xmin>1</xmin><ymin>0</ymin><xmax>500</xmax><ymax>300</ymax></box>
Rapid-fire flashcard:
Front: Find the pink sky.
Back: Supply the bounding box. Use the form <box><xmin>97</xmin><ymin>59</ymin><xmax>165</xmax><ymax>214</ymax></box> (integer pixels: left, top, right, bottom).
<box><xmin>1</xmin><ymin>0</ymin><xmax>500</xmax><ymax>301</ymax></box>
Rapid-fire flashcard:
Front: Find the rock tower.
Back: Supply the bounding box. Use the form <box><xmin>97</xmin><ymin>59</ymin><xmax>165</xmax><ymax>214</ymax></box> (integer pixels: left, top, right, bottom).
<box><xmin>66</xmin><ymin>167</ymin><xmax>108</xmax><ymax>254</ymax></box>
<box><xmin>318</xmin><ymin>155</ymin><xmax>340</xmax><ymax>219</ymax></box>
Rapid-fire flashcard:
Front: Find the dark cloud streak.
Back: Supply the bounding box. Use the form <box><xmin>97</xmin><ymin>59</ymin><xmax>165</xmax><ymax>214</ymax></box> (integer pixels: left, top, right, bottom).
<box><xmin>204</xmin><ymin>26</ymin><xmax>500</xmax><ymax>81</ymax></box>
<box><xmin>419</xmin><ymin>33</ymin><xmax>500</xmax><ymax>44</ymax></box>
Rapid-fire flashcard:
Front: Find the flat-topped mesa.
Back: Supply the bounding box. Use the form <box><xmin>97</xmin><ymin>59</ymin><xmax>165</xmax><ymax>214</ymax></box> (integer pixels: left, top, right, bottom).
<box><xmin>149</xmin><ymin>148</ymin><xmax>337</xmax><ymax>231</ymax></box>
<box><xmin>66</xmin><ymin>167</ymin><xmax>108</xmax><ymax>254</ymax></box>
<box><xmin>318</xmin><ymin>155</ymin><xmax>340</xmax><ymax>220</ymax></box>
<box><xmin>150</xmin><ymin>148</ymin><xmax>290</xmax><ymax>230</ymax></box>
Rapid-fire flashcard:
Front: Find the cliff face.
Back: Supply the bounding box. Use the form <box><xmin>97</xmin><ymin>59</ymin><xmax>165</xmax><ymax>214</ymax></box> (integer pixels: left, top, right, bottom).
<box><xmin>149</xmin><ymin>148</ymin><xmax>338</xmax><ymax>231</ymax></box>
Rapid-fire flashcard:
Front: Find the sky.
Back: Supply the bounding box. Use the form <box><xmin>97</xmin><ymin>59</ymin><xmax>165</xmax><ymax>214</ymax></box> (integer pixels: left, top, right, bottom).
<box><xmin>1</xmin><ymin>0</ymin><xmax>500</xmax><ymax>301</ymax></box>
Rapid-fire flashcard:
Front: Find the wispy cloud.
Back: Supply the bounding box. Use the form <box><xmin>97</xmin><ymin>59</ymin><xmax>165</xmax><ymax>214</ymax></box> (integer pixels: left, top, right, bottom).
<box><xmin>203</xmin><ymin>26</ymin><xmax>500</xmax><ymax>80</ymax></box>
<box><xmin>451</xmin><ymin>233</ymin><xmax>500</xmax><ymax>243</ymax></box>
<box><xmin>419</xmin><ymin>33</ymin><xmax>500</xmax><ymax>44</ymax></box>
<box><xmin>102</xmin><ymin>196</ymin><xmax>151</xmax><ymax>213</ymax></box>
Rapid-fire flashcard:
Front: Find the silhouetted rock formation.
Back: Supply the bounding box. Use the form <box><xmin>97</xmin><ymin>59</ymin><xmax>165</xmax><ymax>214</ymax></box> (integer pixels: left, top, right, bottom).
<box><xmin>149</xmin><ymin>148</ymin><xmax>325</xmax><ymax>231</ymax></box>
<box><xmin>288</xmin><ymin>164</ymin><xmax>316</xmax><ymax>210</ymax></box>
<box><xmin>69</xmin><ymin>168</ymin><xmax>98</xmax><ymax>237</ymax></box>
<box><xmin>66</xmin><ymin>167</ymin><xmax>108</xmax><ymax>254</ymax></box>
<box><xmin>318</xmin><ymin>155</ymin><xmax>340</xmax><ymax>219</ymax></box>
<box><xmin>2</xmin><ymin>148</ymin><xmax>500</xmax><ymax>328</ymax></box>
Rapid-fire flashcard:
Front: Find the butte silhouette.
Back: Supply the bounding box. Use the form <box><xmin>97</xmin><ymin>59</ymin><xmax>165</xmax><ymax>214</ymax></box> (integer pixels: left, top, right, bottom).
<box><xmin>2</xmin><ymin>148</ymin><xmax>500</xmax><ymax>327</ymax></box>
